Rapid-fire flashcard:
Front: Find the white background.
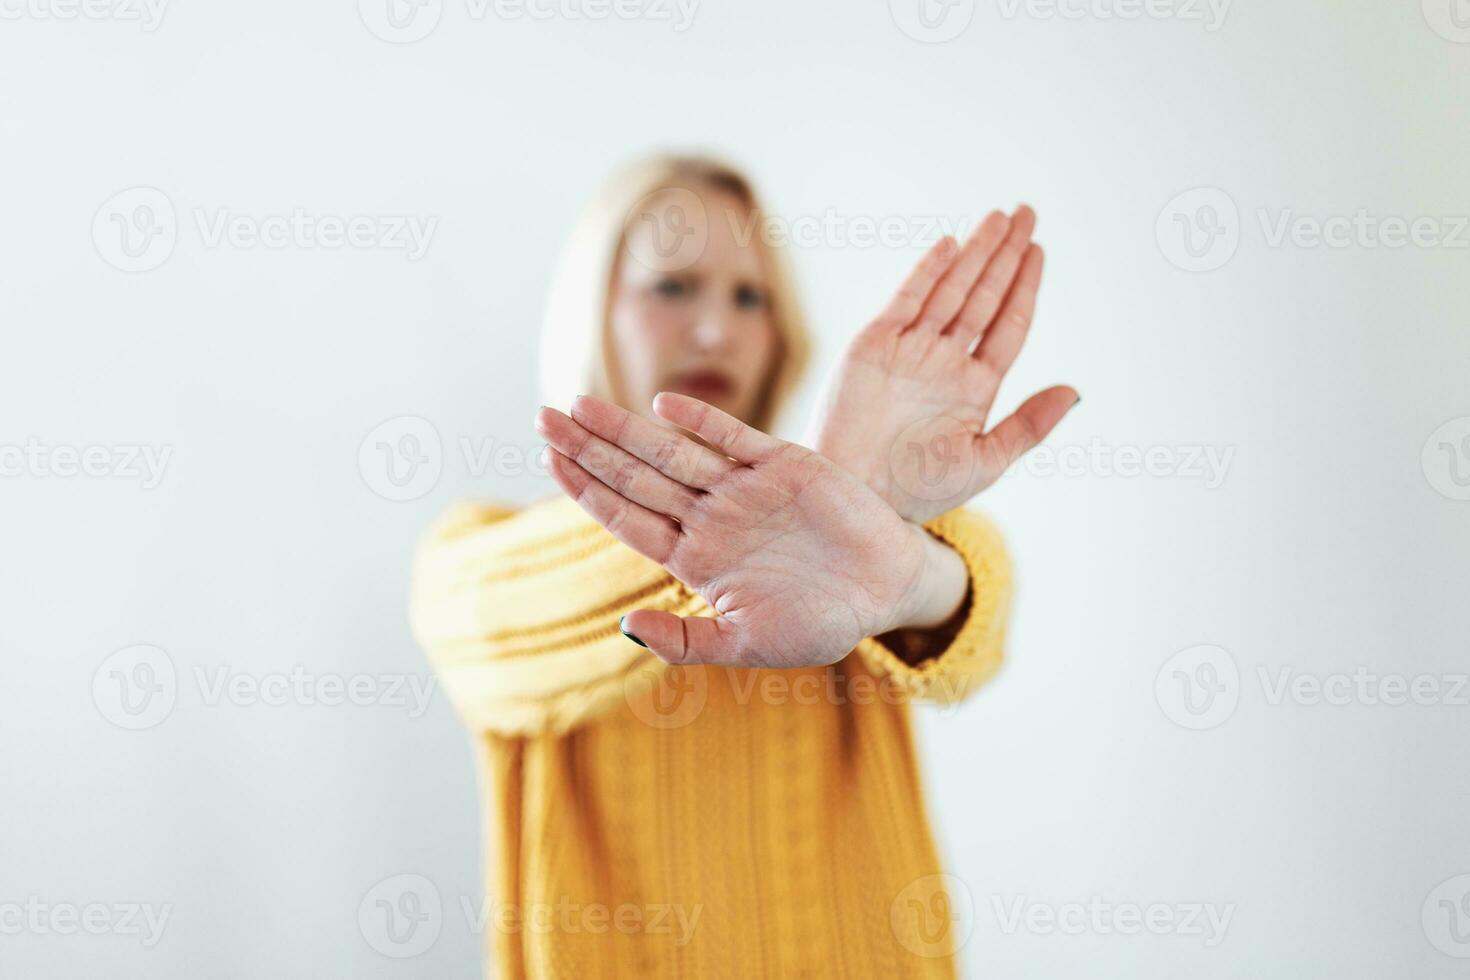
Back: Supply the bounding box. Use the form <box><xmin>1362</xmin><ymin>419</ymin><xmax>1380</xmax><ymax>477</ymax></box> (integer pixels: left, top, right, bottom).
<box><xmin>2</xmin><ymin>0</ymin><xmax>1468</xmax><ymax>976</ymax></box>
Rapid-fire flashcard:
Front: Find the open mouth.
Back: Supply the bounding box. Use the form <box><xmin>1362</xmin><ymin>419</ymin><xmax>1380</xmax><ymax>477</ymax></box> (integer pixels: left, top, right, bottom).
<box><xmin>666</xmin><ymin>369</ymin><xmax>735</xmax><ymax>401</ymax></box>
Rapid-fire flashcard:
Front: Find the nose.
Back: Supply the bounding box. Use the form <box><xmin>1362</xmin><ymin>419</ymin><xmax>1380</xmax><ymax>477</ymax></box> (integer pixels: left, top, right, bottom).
<box><xmin>689</xmin><ymin>297</ymin><xmax>735</xmax><ymax>352</ymax></box>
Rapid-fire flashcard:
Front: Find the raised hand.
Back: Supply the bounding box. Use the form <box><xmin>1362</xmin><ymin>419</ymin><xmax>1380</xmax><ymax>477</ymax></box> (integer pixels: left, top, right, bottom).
<box><xmin>809</xmin><ymin>206</ymin><xmax>1079</xmax><ymax>523</ymax></box>
<box><xmin>535</xmin><ymin>393</ymin><xmax>963</xmax><ymax>668</ymax></box>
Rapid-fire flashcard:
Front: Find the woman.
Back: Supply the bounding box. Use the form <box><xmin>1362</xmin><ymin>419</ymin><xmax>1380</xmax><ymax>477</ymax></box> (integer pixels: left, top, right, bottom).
<box><xmin>411</xmin><ymin>154</ymin><xmax>1077</xmax><ymax>977</ymax></box>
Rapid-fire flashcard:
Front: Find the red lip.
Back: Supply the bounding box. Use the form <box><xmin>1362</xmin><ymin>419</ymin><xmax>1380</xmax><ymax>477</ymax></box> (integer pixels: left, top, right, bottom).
<box><xmin>667</xmin><ymin>370</ymin><xmax>734</xmax><ymax>400</ymax></box>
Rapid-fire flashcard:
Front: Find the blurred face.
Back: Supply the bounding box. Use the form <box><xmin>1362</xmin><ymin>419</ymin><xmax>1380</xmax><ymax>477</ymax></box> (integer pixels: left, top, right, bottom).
<box><xmin>607</xmin><ymin>183</ymin><xmax>780</xmax><ymax>427</ymax></box>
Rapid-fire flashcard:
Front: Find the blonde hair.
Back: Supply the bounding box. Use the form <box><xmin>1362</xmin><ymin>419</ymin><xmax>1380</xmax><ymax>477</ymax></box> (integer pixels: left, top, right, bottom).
<box><xmin>538</xmin><ymin>152</ymin><xmax>811</xmax><ymax>435</ymax></box>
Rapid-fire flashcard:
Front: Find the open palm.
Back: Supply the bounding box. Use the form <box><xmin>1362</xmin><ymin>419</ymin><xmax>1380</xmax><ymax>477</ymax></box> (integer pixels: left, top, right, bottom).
<box><xmin>811</xmin><ymin>206</ymin><xmax>1079</xmax><ymax>523</ymax></box>
<box><xmin>536</xmin><ymin>393</ymin><xmax>929</xmax><ymax>668</ymax></box>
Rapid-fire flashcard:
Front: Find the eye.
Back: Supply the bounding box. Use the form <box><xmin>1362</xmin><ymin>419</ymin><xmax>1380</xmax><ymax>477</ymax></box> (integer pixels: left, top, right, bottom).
<box><xmin>733</xmin><ymin>283</ymin><xmax>767</xmax><ymax>310</ymax></box>
<box><xmin>653</xmin><ymin>276</ymin><xmax>691</xmax><ymax>299</ymax></box>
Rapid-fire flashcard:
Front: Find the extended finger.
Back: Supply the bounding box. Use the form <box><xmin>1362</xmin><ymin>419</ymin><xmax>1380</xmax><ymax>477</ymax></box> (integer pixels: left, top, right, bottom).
<box><xmin>652</xmin><ymin>391</ymin><xmax>785</xmax><ymax>465</ymax></box>
<box><xmin>971</xmin><ymin>243</ymin><xmax>1044</xmax><ymax>375</ymax></box>
<box><xmin>545</xmin><ymin>449</ymin><xmax>680</xmax><ymax>564</ymax></box>
<box><xmin>865</xmin><ymin>235</ymin><xmax>960</xmax><ymax>334</ymax></box>
<box><xmin>537</xmin><ymin>406</ymin><xmax>702</xmax><ymax>520</ymax></box>
<box><xmin>952</xmin><ymin>204</ymin><xmax>1037</xmax><ymax>348</ymax></box>
<box><xmin>570</xmin><ymin>394</ymin><xmax>737</xmax><ymax>490</ymax></box>
<box><xmin>976</xmin><ymin>385</ymin><xmax>1079</xmax><ymax>478</ymax></box>
<box><xmin>912</xmin><ymin>210</ymin><xmax>1012</xmax><ymax>334</ymax></box>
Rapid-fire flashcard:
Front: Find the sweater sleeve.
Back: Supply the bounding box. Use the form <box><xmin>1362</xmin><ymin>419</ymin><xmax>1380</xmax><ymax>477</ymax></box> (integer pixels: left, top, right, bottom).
<box><xmin>410</xmin><ymin>499</ymin><xmax>1013</xmax><ymax>736</ymax></box>
<box><xmin>409</xmin><ymin>498</ymin><xmax>700</xmax><ymax>737</ymax></box>
<box><xmin>851</xmin><ymin>507</ymin><xmax>1014</xmax><ymax>706</ymax></box>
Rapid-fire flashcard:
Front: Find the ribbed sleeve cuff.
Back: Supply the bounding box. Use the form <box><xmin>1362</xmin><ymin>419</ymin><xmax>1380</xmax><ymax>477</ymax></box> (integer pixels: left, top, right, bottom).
<box><xmin>854</xmin><ymin>507</ymin><xmax>1013</xmax><ymax>705</ymax></box>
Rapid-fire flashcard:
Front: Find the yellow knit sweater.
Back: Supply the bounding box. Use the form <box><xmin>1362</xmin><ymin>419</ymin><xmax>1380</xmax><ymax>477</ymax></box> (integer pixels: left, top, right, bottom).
<box><xmin>410</xmin><ymin>495</ymin><xmax>1013</xmax><ymax>979</ymax></box>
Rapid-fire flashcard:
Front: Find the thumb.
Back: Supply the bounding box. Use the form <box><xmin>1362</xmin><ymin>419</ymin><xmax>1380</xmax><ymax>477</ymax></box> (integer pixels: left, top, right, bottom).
<box><xmin>979</xmin><ymin>385</ymin><xmax>1080</xmax><ymax>474</ymax></box>
<box><xmin>619</xmin><ymin>610</ymin><xmax>745</xmax><ymax>666</ymax></box>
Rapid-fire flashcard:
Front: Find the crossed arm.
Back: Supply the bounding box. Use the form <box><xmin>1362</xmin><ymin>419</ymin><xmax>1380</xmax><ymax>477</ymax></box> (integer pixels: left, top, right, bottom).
<box><xmin>535</xmin><ymin>206</ymin><xmax>1079</xmax><ymax>669</ymax></box>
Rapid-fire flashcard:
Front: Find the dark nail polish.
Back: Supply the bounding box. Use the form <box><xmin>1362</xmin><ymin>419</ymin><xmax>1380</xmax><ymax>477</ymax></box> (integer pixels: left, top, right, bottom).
<box><xmin>619</xmin><ymin>615</ymin><xmax>647</xmax><ymax>648</ymax></box>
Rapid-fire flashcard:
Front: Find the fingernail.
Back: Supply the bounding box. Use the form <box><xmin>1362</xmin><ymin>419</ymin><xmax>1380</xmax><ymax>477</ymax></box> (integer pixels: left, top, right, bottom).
<box><xmin>619</xmin><ymin>615</ymin><xmax>647</xmax><ymax>648</ymax></box>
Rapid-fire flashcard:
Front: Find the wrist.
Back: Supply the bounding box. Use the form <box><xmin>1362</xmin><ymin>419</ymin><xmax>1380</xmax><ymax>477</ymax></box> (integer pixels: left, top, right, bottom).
<box><xmin>887</xmin><ymin>522</ymin><xmax>968</xmax><ymax>632</ymax></box>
